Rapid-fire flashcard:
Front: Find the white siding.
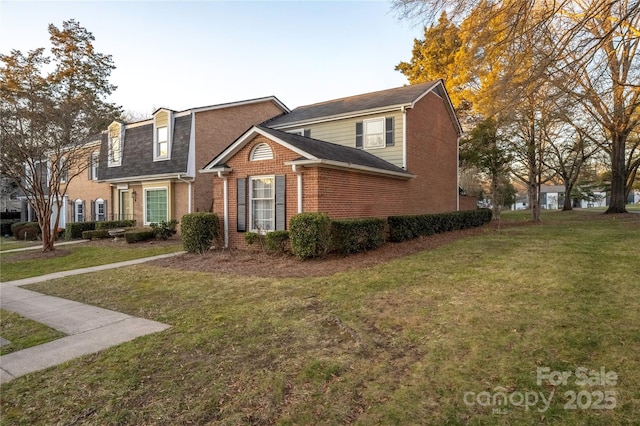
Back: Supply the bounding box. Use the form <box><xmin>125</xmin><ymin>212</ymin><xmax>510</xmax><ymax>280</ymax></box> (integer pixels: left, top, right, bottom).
<box><xmin>300</xmin><ymin>111</ymin><xmax>405</xmax><ymax>168</ymax></box>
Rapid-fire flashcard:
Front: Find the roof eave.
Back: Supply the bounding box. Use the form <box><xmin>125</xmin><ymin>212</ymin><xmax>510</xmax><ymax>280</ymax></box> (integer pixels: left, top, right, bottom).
<box><xmin>269</xmin><ymin>104</ymin><xmax>410</xmax><ymax>130</ymax></box>
<box><xmin>284</xmin><ymin>159</ymin><xmax>415</xmax><ymax>180</ymax></box>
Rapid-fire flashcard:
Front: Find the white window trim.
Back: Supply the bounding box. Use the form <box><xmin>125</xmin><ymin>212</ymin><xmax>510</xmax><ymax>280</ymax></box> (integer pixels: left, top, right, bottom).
<box><xmin>250</xmin><ymin>143</ymin><xmax>274</xmax><ymax>161</ymax></box>
<box><xmin>363</xmin><ymin>117</ymin><xmax>386</xmax><ymax>150</ymax></box>
<box><xmin>91</xmin><ymin>151</ymin><xmax>99</xmax><ymax>180</ymax></box>
<box><xmin>249</xmin><ymin>175</ymin><xmax>275</xmax><ymax>233</ymax></box>
<box><xmin>287</xmin><ymin>128</ymin><xmax>305</xmax><ymax>136</ymax></box>
<box><xmin>108</xmin><ymin>125</ymin><xmax>124</xmax><ymax>167</ymax></box>
<box><xmin>143</xmin><ymin>186</ymin><xmax>169</xmax><ymax>225</ymax></box>
<box><xmin>153</xmin><ymin>111</ymin><xmax>173</xmax><ymax>161</ymax></box>
<box><xmin>74</xmin><ymin>199</ymin><xmax>84</xmax><ymax>222</ymax></box>
<box><xmin>59</xmin><ymin>157</ymin><xmax>67</xmax><ymax>183</ymax></box>
<box><xmin>96</xmin><ymin>197</ymin><xmax>105</xmax><ymax>221</ymax></box>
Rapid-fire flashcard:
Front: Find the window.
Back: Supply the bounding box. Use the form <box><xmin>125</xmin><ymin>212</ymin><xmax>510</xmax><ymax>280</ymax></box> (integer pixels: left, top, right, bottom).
<box><xmin>74</xmin><ymin>199</ymin><xmax>84</xmax><ymax>222</ymax></box>
<box><xmin>108</xmin><ymin>122</ymin><xmax>124</xmax><ymax>167</ymax></box>
<box><xmin>356</xmin><ymin>117</ymin><xmax>394</xmax><ymax>149</ymax></box>
<box><xmin>250</xmin><ymin>143</ymin><xmax>273</xmax><ymax>161</ymax></box>
<box><xmin>288</xmin><ymin>129</ymin><xmax>311</xmax><ymax>137</ymax></box>
<box><xmin>59</xmin><ymin>157</ymin><xmax>67</xmax><ymax>183</ymax></box>
<box><xmin>153</xmin><ymin>109</ymin><xmax>172</xmax><ymax>161</ymax></box>
<box><xmin>144</xmin><ymin>188</ymin><xmax>168</xmax><ymax>225</ymax></box>
<box><xmin>156</xmin><ymin>126</ymin><xmax>168</xmax><ymax>159</ymax></box>
<box><xmin>90</xmin><ymin>151</ymin><xmax>99</xmax><ymax>180</ymax></box>
<box><xmin>250</xmin><ymin>176</ymin><xmax>274</xmax><ymax>232</ymax></box>
<box><xmin>95</xmin><ymin>198</ymin><xmax>106</xmax><ymax>221</ymax></box>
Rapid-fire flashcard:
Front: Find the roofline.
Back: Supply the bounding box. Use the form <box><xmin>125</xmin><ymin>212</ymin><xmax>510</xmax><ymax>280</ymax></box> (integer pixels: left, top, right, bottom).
<box><xmin>191</xmin><ymin>96</ymin><xmax>290</xmax><ymax>114</ymax></box>
<box><xmin>98</xmin><ymin>172</ymin><xmax>193</xmax><ymax>183</ymax></box>
<box><xmin>268</xmin><ymin>105</ymin><xmax>409</xmax><ymax>129</ymax></box>
<box><xmin>202</xmin><ymin>126</ymin><xmax>315</xmax><ymax>170</ymax></box>
<box><xmin>284</xmin><ymin>159</ymin><xmax>415</xmax><ymax>180</ymax></box>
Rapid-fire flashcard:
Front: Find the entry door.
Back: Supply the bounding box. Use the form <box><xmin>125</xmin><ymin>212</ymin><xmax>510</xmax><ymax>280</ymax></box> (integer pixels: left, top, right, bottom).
<box><xmin>120</xmin><ymin>190</ymin><xmax>132</xmax><ymax>220</ymax></box>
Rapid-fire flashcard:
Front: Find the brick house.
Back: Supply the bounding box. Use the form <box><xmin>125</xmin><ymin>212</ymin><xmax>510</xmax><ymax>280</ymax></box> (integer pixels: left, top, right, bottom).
<box><xmin>202</xmin><ymin>80</ymin><xmax>463</xmax><ymax>248</ymax></box>
<box><xmin>97</xmin><ymin>97</ymin><xmax>288</xmax><ymax>228</ymax></box>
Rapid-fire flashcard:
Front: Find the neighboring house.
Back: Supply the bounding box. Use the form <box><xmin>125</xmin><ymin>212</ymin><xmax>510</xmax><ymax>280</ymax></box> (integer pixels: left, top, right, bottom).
<box><xmin>18</xmin><ymin>135</ymin><xmax>111</xmax><ymax>230</ymax></box>
<box><xmin>97</xmin><ymin>97</ymin><xmax>288</xmax><ymax>227</ymax></box>
<box><xmin>540</xmin><ymin>185</ymin><xmax>565</xmax><ymax>210</ymax></box>
<box><xmin>202</xmin><ymin>80</ymin><xmax>463</xmax><ymax>248</ymax></box>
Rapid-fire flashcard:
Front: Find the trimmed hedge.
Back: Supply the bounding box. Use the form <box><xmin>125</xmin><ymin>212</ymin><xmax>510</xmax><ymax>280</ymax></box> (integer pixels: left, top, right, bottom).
<box><xmin>331</xmin><ymin>218</ymin><xmax>386</xmax><ymax>255</ymax></box>
<box><xmin>1</xmin><ymin>220</ymin><xmax>19</xmax><ymax>236</ymax></box>
<box><xmin>81</xmin><ymin>229</ymin><xmax>111</xmax><ymax>240</ymax></box>
<box><xmin>11</xmin><ymin>222</ymin><xmax>40</xmax><ymax>239</ymax></box>
<box><xmin>388</xmin><ymin>208</ymin><xmax>492</xmax><ymax>242</ymax></box>
<box><xmin>64</xmin><ymin>221</ymin><xmax>96</xmax><ymax>240</ymax></box>
<box><xmin>289</xmin><ymin>213</ymin><xmax>331</xmax><ymax>259</ymax></box>
<box><xmin>124</xmin><ymin>228</ymin><xmax>155</xmax><ymax>244</ymax></box>
<box><xmin>95</xmin><ymin>220</ymin><xmax>136</xmax><ymax>230</ymax></box>
<box><xmin>181</xmin><ymin>212</ymin><xmax>219</xmax><ymax>253</ymax></box>
<box><xmin>265</xmin><ymin>230</ymin><xmax>290</xmax><ymax>253</ymax></box>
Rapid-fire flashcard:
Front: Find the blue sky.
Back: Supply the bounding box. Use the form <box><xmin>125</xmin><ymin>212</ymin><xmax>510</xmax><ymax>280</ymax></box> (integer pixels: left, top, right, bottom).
<box><xmin>0</xmin><ymin>1</ymin><xmax>425</xmax><ymax>115</ymax></box>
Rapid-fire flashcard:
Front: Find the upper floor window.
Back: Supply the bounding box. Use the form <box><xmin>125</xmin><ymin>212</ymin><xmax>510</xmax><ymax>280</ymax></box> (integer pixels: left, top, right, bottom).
<box><xmin>288</xmin><ymin>129</ymin><xmax>311</xmax><ymax>138</ymax></box>
<box><xmin>108</xmin><ymin>122</ymin><xmax>124</xmax><ymax>167</ymax></box>
<box><xmin>59</xmin><ymin>157</ymin><xmax>67</xmax><ymax>183</ymax></box>
<box><xmin>250</xmin><ymin>143</ymin><xmax>274</xmax><ymax>161</ymax></box>
<box><xmin>356</xmin><ymin>117</ymin><xmax>394</xmax><ymax>150</ymax></box>
<box><xmin>153</xmin><ymin>109</ymin><xmax>172</xmax><ymax>161</ymax></box>
<box><xmin>91</xmin><ymin>151</ymin><xmax>99</xmax><ymax>180</ymax></box>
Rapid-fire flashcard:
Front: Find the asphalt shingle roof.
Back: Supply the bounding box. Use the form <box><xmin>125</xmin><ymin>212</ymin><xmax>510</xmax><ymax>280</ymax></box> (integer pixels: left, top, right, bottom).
<box><xmin>264</xmin><ymin>81</ymin><xmax>440</xmax><ymax>127</ymax></box>
<box><xmin>255</xmin><ymin>126</ymin><xmax>411</xmax><ymax>175</ymax></box>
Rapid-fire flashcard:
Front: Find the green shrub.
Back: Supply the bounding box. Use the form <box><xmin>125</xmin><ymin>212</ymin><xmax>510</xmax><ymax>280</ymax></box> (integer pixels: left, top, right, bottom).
<box><xmin>265</xmin><ymin>230</ymin><xmax>290</xmax><ymax>253</ymax></box>
<box><xmin>81</xmin><ymin>229</ymin><xmax>111</xmax><ymax>240</ymax></box>
<box><xmin>14</xmin><ymin>223</ymin><xmax>40</xmax><ymax>241</ymax></box>
<box><xmin>11</xmin><ymin>222</ymin><xmax>40</xmax><ymax>240</ymax></box>
<box><xmin>289</xmin><ymin>213</ymin><xmax>331</xmax><ymax>259</ymax></box>
<box><xmin>244</xmin><ymin>231</ymin><xmax>262</xmax><ymax>246</ymax></box>
<box><xmin>64</xmin><ymin>221</ymin><xmax>96</xmax><ymax>240</ymax></box>
<box><xmin>1</xmin><ymin>220</ymin><xmax>19</xmax><ymax>236</ymax></box>
<box><xmin>331</xmin><ymin>218</ymin><xmax>386</xmax><ymax>255</ymax></box>
<box><xmin>388</xmin><ymin>209</ymin><xmax>492</xmax><ymax>242</ymax></box>
<box><xmin>150</xmin><ymin>219</ymin><xmax>178</xmax><ymax>240</ymax></box>
<box><xmin>124</xmin><ymin>228</ymin><xmax>155</xmax><ymax>244</ymax></box>
<box><xmin>95</xmin><ymin>220</ymin><xmax>136</xmax><ymax>230</ymax></box>
<box><xmin>181</xmin><ymin>212</ymin><xmax>219</xmax><ymax>254</ymax></box>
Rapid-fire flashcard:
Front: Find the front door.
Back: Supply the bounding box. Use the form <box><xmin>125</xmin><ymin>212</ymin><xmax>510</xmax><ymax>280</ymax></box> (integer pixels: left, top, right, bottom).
<box><xmin>120</xmin><ymin>190</ymin><xmax>132</xmax><ymax>220</ymax></box>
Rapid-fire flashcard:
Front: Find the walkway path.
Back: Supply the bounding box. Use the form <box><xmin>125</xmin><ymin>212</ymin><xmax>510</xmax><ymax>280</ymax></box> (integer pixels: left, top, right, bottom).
<box><xmin>0</xmin><ymin>251</ymin><xmax>184</xmax><ymax>384</ymax></box>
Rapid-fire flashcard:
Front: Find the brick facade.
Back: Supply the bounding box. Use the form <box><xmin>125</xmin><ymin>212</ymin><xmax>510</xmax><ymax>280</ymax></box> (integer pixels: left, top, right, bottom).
<box><xmin>211</xmin><ymin>89</ymin><xmax>461</xmax><ymax>249</ymax></box>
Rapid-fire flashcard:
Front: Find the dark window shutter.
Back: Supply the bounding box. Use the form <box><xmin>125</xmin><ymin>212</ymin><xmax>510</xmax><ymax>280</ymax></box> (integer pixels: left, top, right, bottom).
<box><xmin>386</xmin><ymin>117</ymin><xmax>394</xmax><ymax>146</ymax></box>
<box><xmin>355</xmin><ymin>122</ymin><xmax>363</xmax><ymax>149</ymax></box>
<box><xmin>237</xmin><ymin>178</ymin><xmax>246</xmax><ymax>232</ymax></box>
<box><xmin>71</xmin><ymin>202</ymin><xmax>76</xmax><ymax>223</ymax></box>
<box><xmin>88</xmin><ymin>155</ymin><xmax>92</xmax><ymax>180</ymax></box>
<box><xmin>104</xmin><ymin>200</ymin><xmax>108</xmax><ymax>221</ymax></box>
<box><xmin>303</xmin><ymin>129</ymin><xmax>311</xmax><ymax>138</ymax></box>
<box><xmin>275</xmin><ymin>175</ymin><xmax>286</xmax><ymax>231</ymax></box>
<box><xmin>90</xmin><ymin>200</ymin><xmax>95</xmax><ymax>221</ymax></box>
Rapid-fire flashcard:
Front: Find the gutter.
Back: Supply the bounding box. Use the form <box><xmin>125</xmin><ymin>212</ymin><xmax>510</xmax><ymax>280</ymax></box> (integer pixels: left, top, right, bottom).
<box><xmin>216</xmin><ymin>170</ymin><xmax>230</xmax><ymax>248</ymax></box>
<box><xmin>176</xmin><ymin>174</ymin><xmax>193</xmax><ymax>214</ymax></box>
<box><xmin>291</xmin><ymin>164</ymin><xmax>303</xmax><ymax>213</ymax></box>
<box><xmin>284</xmin><ymin>159</ymin><xmax>415</xmax><ymax>180</ymax></box>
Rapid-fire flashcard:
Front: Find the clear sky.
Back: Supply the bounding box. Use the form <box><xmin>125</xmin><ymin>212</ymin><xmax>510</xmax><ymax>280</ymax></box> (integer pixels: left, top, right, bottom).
<box><xmin>0</xmin><ymin>1</ymin><xmax>426</xmax><ymax>116</ymax></box>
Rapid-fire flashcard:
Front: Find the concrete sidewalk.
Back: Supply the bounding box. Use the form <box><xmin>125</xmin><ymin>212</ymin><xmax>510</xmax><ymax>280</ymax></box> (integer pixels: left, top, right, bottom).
<box><xmin>0</xmin><ymin>251</ymin><xmax>184</xmax><ymax>383</ymax></box>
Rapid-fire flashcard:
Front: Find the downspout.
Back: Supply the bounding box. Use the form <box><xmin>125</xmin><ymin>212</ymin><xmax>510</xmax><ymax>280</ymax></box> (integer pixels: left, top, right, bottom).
<box><xmin>402</xmin><ymin>106</ymin><xmax>408</xmax><ymax>170</ymax></box>
<box><xmin>217</xmin><ymin>171</ymin><xmax>229</xmax><ymax>248</ymax></box>
<box><xmin>292</xmin><ymin>164</ymin><xmax>303</xmax><ymax>213</ymax></box>
<box><xmin>177</xmin><ymin>174</ymin><xmax>192</xmax><ymax>214</ymax></box>
<box><xmin>456</xmin><ymin>135</ymin><xmax>462</xmax><ymax>211</ymax></box>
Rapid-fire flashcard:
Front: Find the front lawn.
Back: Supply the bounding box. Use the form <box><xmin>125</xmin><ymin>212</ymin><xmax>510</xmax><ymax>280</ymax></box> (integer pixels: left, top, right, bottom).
<box><xmin>0</xmin><ymin>309</ymin><xmax>66</xmax><ymax>356</ymax></box>
<box><xmin>0</xmin><ymin>239</ymin><xmax>184</xmax><ymax>282</ymax></box>
<box><xmin>1</xmin><ymin>210</ymin><xmax>638</xmax><ymax>424</ymax></box>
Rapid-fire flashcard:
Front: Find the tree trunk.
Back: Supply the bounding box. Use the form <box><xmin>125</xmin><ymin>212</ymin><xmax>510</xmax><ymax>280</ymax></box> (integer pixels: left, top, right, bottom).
<box><xmin>491</xmin><ymin>172</ymin><xmax>501</xmax><ymax>221</ymax></box>
<box><xmin>562</xmin><ymin>181</ymin><xmax>574</xmax><ymax>211</ymax></box>
<box><xmin>605</xmin><ymin>134</ymin><xmax>628</xmax><ymax>214</ymax></box>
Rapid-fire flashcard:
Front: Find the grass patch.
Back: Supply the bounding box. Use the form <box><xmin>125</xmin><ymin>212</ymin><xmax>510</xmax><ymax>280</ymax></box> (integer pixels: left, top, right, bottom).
<box><xmin>0</xmin><ymin>309</ymin><xmax>66</xmax><ymax>355</ymax></box>
<box><xmin>0</xmin><ymin>240</ymin><xmax>183</xmax><ymax>282</ymax></box>
<box><xmin>0</xmin><ymin>237</ymin><xmax>41</xmax><ymax>252</ymax></box>
<box><xmin>1</xmin><ymin>210</ymin><xmax>638</xmax><ymax>424</ymax></box>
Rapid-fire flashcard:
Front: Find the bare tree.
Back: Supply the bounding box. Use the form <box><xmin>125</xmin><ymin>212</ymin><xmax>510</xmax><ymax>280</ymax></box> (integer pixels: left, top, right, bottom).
<box><xmin>0</xmin><ymin>20</ymin><xmax>121</xmax><ymax>251</ymax></box>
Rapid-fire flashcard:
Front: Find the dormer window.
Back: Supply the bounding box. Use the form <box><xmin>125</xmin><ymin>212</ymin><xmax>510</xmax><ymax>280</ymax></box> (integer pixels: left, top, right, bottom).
<box><xmin>108</xmin><ymin>122</ymin><xmax>125</xmax><ymax>167</ymax></box>
<box><xmin>153</xmin><ymin>109</ymin><xmax>173</xmax><ymax>161</ymax></box>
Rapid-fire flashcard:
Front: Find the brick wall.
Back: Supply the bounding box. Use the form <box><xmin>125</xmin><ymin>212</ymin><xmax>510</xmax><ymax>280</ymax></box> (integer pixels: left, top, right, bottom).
<box><xmin>194</xmin><ymin>101</ymin><xmax>285</xmax><ymax>214</ymax></box>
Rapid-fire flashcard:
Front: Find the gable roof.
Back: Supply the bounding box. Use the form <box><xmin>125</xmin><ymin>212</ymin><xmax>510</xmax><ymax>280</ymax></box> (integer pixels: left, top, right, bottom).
<box><xmin>202</xmin><ymin>126</ymin><xmax>414</xmax><ymax>179</ymax></box>
<box><xmin>264</xmin><ymin>80</ymin><xmax>457</xmax><ymax>130</ymax></box>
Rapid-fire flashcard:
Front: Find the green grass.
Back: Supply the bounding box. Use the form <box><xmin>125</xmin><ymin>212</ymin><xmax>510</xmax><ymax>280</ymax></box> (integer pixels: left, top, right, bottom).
<box><xmin>0</xmin><ymin>240</ymin><xmax>184</xmax><ymax>282</ymax></box>
<box><xmin>0</xmin><ymin>309</ymin><xmax>66</xmax><ymax>356</ymax></box>
<box><xmin>0</xmin><ymin>237</ymin><xmax>41</xmax><ymax>252</ymax></box>
<box><xmin>1</xmin><ymin>210</ymin><xmax>639</xmax><ymax>424</ymax></box>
